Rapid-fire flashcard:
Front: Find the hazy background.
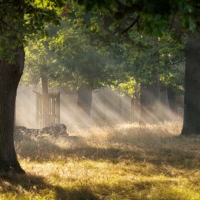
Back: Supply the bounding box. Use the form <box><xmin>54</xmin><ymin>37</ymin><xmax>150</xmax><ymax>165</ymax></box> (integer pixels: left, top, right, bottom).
<box><xmin>15</xmin><ymin>85</ymin><xmax>183</xmax><ymax>131</ymax></box>
<box><xmin>16</xmin><ymin>85</ymin><xmax>136</xmax><ymax>129</ymax></box>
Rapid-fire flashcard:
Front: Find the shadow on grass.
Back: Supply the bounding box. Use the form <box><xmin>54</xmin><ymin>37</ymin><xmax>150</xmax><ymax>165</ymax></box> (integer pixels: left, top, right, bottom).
<box><xmin>10</xmin><ymin>125</ymin><xmax>200</xmax><ymax>199</ymax></box>
<box><xmin>1</xmin><ymin>172</ymin><xmax>196</xmax><ymax>200</ymax></box>
<box><xmin>0</xmin><ymin>173</ymin><xmax>99</xmax><ymax>200</ymax></box>
<box><xmin>15</xmin><ymin>126</ymin><xmax>200</xmax><ymax>170</ymax></box>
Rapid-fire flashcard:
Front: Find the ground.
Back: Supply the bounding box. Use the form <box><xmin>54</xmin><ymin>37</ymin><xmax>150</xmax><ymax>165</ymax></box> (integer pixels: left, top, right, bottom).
<box><xmin>0</xmin><ymin>121</ymin><xmax>200</xmax><ymax>199</ymax></box>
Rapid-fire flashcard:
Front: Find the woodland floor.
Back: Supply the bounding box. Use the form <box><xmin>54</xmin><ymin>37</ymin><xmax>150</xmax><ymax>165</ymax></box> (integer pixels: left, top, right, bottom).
<box><xmin>0</xmin><ymin>121</ymin><xmax>200</xmax><ymax>200</ymax></box>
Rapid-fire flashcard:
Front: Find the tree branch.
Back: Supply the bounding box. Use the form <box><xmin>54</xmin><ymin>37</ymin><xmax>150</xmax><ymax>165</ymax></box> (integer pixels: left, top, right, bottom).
<box><xmin>0</xmin><ymin>18</ymin><xmax>22</xmax><ymax>34</ymax></box>
<box><xmin>121</xmin><ymin>15</ymin><xmax>140</xmax><ymax>34</ymax></box>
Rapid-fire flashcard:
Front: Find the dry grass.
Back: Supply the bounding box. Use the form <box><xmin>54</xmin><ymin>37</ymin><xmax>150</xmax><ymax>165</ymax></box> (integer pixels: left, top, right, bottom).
<box><xmin>1</xmin><ymin>121</ymin><xmax>200</xmax><ymax>199</ymax></box>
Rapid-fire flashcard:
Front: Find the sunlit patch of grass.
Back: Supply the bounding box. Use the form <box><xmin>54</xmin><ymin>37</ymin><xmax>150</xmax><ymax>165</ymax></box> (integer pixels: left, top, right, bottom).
<box><xmin>17</xmin><ymin>158</ymin><xmax>200</xmax><ymax>199</ymax></box>
<box><xmin>1</xmin><ymin>121</ymin><xmax>200</xmax><ymax>199</ymax></box>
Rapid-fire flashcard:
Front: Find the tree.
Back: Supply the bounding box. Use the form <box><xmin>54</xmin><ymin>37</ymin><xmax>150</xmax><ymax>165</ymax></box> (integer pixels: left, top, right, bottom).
<box><xmin>75</xmin><ymin>0</ymin><xmax>200</xmax><ymax>135</ymax></box>
<box><xmin>24</xmin><ymin>37</ymin><xmax>54</xmax><ymax>91</ymax></box>
<box><xmin>24</xmin><ymin>14</ymin><xmax>111</xmax><ymax>115</ymax></box>
<box><xmin>24</xmin><ymin>37</ymin><xmax>58</xmax><ymax>126</ymax></box>
<box><xmin>0</xmin><ymin>0</ymin><xmax>64</xmax><ymax>173</ymax></box>
<box><xmin>49</xmin><ymin>11</ymin><xmax>116</xmax><ymax>115</ymax></box>
<box><xmin>181</xmin><ymin>36</ymin><xmax>200</xmax><ymax>134</ymax></box>
<box><xmin>127</xmin><ymin>33</ymin><xmax>185</xmax><ymax>123</ymax></box>
<box><xmin>103</xmin><ymin>29</ymin><xmax>185</xmax><ymax>123</ymax></box>
<box><xmin>24</xmin><ymin>1</ymin><xmax>185</xmax><ymax>124</ymax></box>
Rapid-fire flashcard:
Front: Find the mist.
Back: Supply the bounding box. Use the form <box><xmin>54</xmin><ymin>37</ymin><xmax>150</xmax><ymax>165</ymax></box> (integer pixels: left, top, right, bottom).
<box><xmin>15</xmin><ymin>85</ymin><xmax>183</xmax><ymax>132</ymax></box>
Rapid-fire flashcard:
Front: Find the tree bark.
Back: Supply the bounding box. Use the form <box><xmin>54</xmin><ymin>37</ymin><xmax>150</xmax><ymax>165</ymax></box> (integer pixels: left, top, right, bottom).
<box><xmin>160</xmin><ymin>84</ymin><xmax>172</xmax><ymax>121</ymax></box>
<box><xmin>181</xmin><ymin>35</ymin><xmax>200</xmax><ymax>135</ymax></box>
<box><xmin>0</xmin><ymin>46</ymin><xmax>25</xmax><ymax>173</ymax></box>
<box><xmin>41</xmin><ymin>76</ymin><xmax>49</xmax><ymax>126</ymax></box>
<box><xmin>139</xmin><ymin>76</ymin><xmax>163</xmax><ymax>124</ymax></box>
<box><xmin>41</xmin><ymin>75</ymin><xmax>49</xmax><ymax>95</ymax></box>
<box><xmin>77</xmin><ymin>87</ymin><xmax>92</xmax><ymax>116</ymax></box>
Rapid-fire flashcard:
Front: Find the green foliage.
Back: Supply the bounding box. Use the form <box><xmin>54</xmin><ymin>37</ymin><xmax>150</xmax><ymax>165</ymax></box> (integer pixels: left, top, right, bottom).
<box><xmin>75</xmin><ymin>0</ymin><xmax>200</xmax><ymax>35</ymax></box>
<box><xmin>39</xmin><ymin>5</ymin><xmax>122</xmax><ymax>90</ymax></box>
<box><xmin>23</xmin><ymin>10</ymin><xmax>113</xmax><ymax>90</ymax></box>
<box><xmin>24</xmin><ymin>33</ymin><xmax>76</xmax><ymax>90</ymax></box>
<box><xmin>111</xmin><ymin>77</ymin><xmax>139</xmax><ymax>97</ymax></box>
<box><xmin>0</xmin><ymin>0</ymin><xmax>64</xmax><ymax>63</ymax></box>
<box><xmin>120</xmin><ymin>30</ymin><xmax>185</xmax><ymax>89</ymax></box>
<box><xmin>23</xmin><ymin>0</ymin><xmax>186</xmax><ymax>96</ymax></box>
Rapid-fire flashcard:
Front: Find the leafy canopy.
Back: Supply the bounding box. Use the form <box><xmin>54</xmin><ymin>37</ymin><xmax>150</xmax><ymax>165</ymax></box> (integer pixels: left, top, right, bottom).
<box><xmin>0</xmin><ymin>0</ymin><xmax>64</xmax><ymax>62</ymax></box>
<box><xmin>76</xmin><ymin>0</ymin><xmax>200</xmax><ymax>35</ymax></box>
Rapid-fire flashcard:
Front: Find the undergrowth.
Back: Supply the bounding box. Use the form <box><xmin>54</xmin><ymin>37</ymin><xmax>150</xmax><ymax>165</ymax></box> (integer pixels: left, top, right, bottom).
<box><xmin>1</xmin><ymin>121</ymin><xmax>200</xmax><ymax>200</ymax></box>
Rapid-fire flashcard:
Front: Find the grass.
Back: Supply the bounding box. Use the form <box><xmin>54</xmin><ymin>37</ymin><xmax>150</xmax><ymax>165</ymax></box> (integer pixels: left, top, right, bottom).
<box><xmin>1</xmin><ymin>121</ymin><xmax>200</xmax><ymax>199</ymax></box>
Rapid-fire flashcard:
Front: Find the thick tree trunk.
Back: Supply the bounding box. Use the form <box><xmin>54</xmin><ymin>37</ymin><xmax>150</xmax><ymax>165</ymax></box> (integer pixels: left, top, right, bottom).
<box><xmin>0</xmin><ymin>46</ymin><xmax>25</xmax><ymax>173</ymax></box>
<box><xmin>181</xmin><ymin>35</ymin><xmax>200</xmax><ymax>135</ymax></box>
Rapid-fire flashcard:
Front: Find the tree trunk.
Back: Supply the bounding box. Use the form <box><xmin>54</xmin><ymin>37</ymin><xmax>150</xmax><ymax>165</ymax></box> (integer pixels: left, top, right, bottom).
<box><xmin>139</xmin><ymin>76</ymin><xmax>163</xmax><ymax>124</ymax></box>
<box><xmin>77</xmin><ymin>87</ymin><xmax>92</xmax><ymax>116</ymax></box>
<box><xmin>168</xmin><ymin>85</ymin><xmax>178</xmax><ymax>114</ymax></box>
<box><xmin>0</xmin><ymin>46</ymin><xmax>25</xmax><ymax>174</ymax></box>
<box><xmin>41</xmin><ymin>76</ymin><xmax>49</xmax><ymax>126</ymax></box>
<box><xmin>160</xmin><ymin>84</ymin><xmax>172</xmax><ymax>121</ymax></box>
<box><xmin>41</xmin><ymin>75</ymin><xmax>49</xmax><ymax>95</ymax></box>
<box><xmin>181</xmin><ymin>35</ymin><xmax>200</xmax><ymax>135</ymax></box>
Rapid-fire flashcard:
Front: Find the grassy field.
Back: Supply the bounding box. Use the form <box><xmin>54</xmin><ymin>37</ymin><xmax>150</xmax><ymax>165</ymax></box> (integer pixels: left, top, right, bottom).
<box><xmin>1</xmin><ymin>122</ymin><xmax>200</xmax><ymax>200</ymax></box>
